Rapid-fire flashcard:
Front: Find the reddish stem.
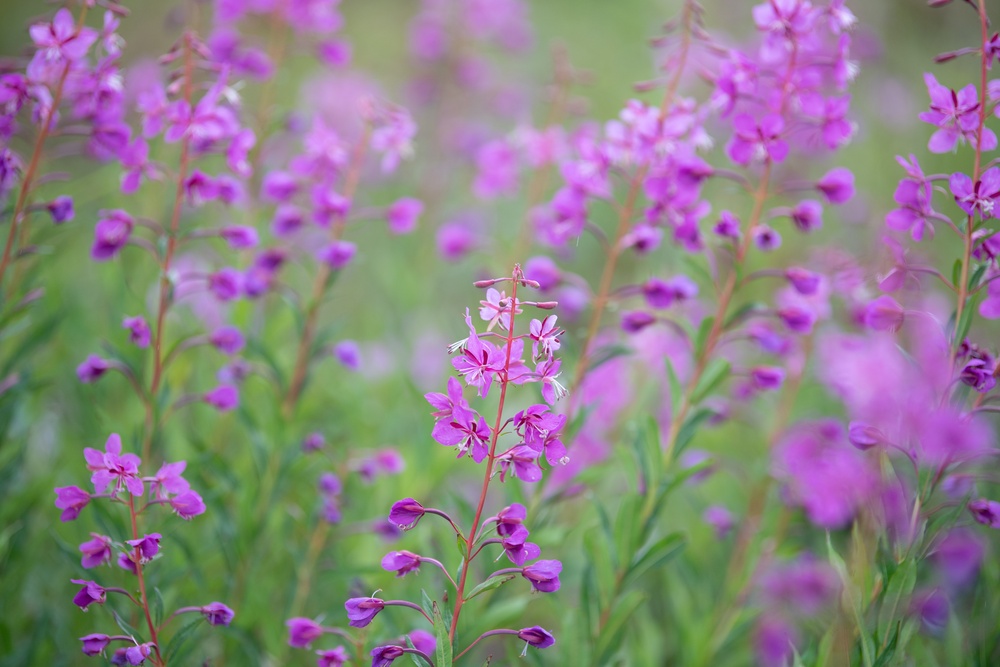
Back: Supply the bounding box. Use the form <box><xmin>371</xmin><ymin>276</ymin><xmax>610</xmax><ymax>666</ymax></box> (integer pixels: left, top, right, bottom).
<box><xmin>449</xmin><ymin>268</ymin><xmax>522</xmax><ymax>642</ymax></box>
<box><xmin>128</xmin><ymin>495</ymin><xmax>165</xmax><ymax>666</ymax></box>
<box><xmin>567</xmin><ymin>0</ymin><xmax>697</xmax><ymax>406</ymax></box>
<box><xmin>143</xmin><ymin>34</ymin><xmax>196</xmax><ymax>463</ymax></box>
<box><xmin>951</xmin><ymin>0</ymin><xmax>991</xmax><ymax>354</ymax></box>
<box><xmin>0</xmin><ymin>7</ymin><xmax>90</xmax><ymax>295</ymax></box>
<box><xmin>283</xmin><ymin>124</ymin><xmax>372</xmax><ymax>414</ymax></box>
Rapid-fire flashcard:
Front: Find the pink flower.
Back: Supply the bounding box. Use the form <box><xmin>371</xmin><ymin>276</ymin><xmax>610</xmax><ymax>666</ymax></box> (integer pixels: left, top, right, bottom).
<box><xmin>84</xmin><ymin>433</ymin><xmax>144</xmax><ymax>496</ymax></box>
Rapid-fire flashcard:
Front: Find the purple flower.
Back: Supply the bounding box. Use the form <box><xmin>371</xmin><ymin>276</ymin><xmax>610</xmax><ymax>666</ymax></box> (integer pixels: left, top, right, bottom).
<box><xmin>861</xmin><ymin>295</ymin><xmax>905</xmax><ymax>332</ymax></box>
<box><xmin>370</xmin><ymin>645</ymin><xmax>405</xmax><ymax>667</ymax></box>
<box><xmin>436</xmin><ymin>222</ymin><xmax>477</xmax><ymax>261</ymax></box>
<box><xmin>950</xmin><ymin>168</ymin><xmax>1000</xmax><ymax>220</ymax></box>
<box><xmin>170</xmin><ymin>490</ymin><xmax>207</xmax><ymax>520</ymax></box>
<box><xmin>521</xmin><ymin>559</ymin><xmax>562</xmax><ymax>592</ymax></box>
<box><xmin>911</xmin><ymin>589</ymin><xmax>949</xmax><ymax>635</ymax></box>
<box><xmin>703</xmin><ymin>506</ymin><xmax>735</xmax><ymax>539</ymax></box>
<box><xmin>790</xmin><ymin>200</ymin><xmax>823</xmax><ymax>232</ymax></box>
<box><xmin>184</xmin><ymin>170</ymin><xmax>219</xmax><ymax>205</ymax></box>
<box><xmin>386</xmin><ymin>198</ymin><xmax>423</xmax><ymax>234</ymax></box>
<box><xmin>714</xmin><ymin>210</ymin><xmax>742</xmax><ymax>238</ymax></box>
<box><xmin>30</xmin><ymin>9</ymin><xmax>97</xmax><ymax>64</ymax></box>
<box><xmin>210</xmin><ymin>326</ymin><xmax>245</xmax><ymax>355</ymax></box>
<box><xmin>452</xmin><ymin>329</ymin><xmax>504</xmax><ymax>397</ymax></box>
<box><xmin>847</xmin><ymin>421</ymin><xmax>885</xmax><ymax>451</ymax></box>
<box><xmin>54</xmin><ymin>485</ymin><xmax>91</xmax><ymax>521</ymax></box>
<box><xmin>815</xmin><ymin>167</ymin><xmax>855</xmax><ymax>205</ymax></box>
<box><xmin>220</xmin><ymin>225</ymin><xmax>258</xmax><ymax>249</ymax></box>
<box><xmin>272</xmin><ymin>204</ymin><xmax>305</xmax><ymax>237</ymax></box>
<box><xmin>345</xmin><ymin>596</ymin><xmax>384</xmax><ymax>628</ymax></box>
<box><xmin>389</xmin><ymin>498</ymin><xmax>425</xmax><ymax>529</ymax></box>
<box><xmin>621</xmin><ymin>310</ymin><xmax>656</xmax><ymax>333</ymax></box>
<box><xmin>968</xmin><ymin>499</ymin><xmax>1000</xmax><ymax>528</ymax></box>
<box><xmin>524</xmin><ymin>256</ymin><xmax>562</xmax><ymax>291</ymax></box>
<box><xmin>317</xmin><ymin>241</ymin><xmax>357</xmax><ymax>270</ymax></box>
<box><xmin>750</xmin><ymin>366</ymin><xmax>785</xmax><ymax>391</ymax></box>
<box><xmin>431</xmin><ymin>403</ymin><xmax>491</xmax><ymax>462</ymax></box>
<box><xmin>302</xmin><ymin>432</ymin><xmax>325</xmax><ymax>453</ymax></box>
<box><xmin>76</xmin><ymin>355</ymin><xmax>111</xmax><ymax>384</ymax></box>
<box><xmin>886</xmin><ymin>155</ymin><xmax>936</xmax><ymax>241</ymax></box>
<box><xmin>200</xmin><ymin>602</ymin><xmax>235</xmax><ymax>626</ymax></box>
<box><xmin>208</xmin><ymin>268</ymin><xmax>243</xmax><ymax>302</ymax></box>
<box><xmin>46</xmin><ymin>195</ymin><xmax>75</xmax><ymax>223</ymax></box>
<box><xmin>772</xmin><ymin>422</ymin><xmax>878</xmax><ymax>528</ymax></box>
<box><xmin>149</xmin><ymin>461</ymin><xmax>190</xmax><ymax>499</ymax></box>
<box><xmin>726</xmin><ymin>114</ymin><xmax>788</xmax><ymax>166</ymax></box>
<box><xmin>261</xmin><ymin>170</ymin><xmax>298</xmax><ymax>203</ymax></box>
<box><xmin>332</xmin><ymin>340</ymin><xmax>361</xmax><ymax>371</ymax></box>
<box><xmin>287</xmin><ymin>617</ymin><xmax>324</xmax><ymax>649</ymax></box>
<box><xmin>91</xmin><ymin>210</ymin><xmax>134</xmax><ymax>261</ymax></box>
<box><xmin>79</xmin><ymin>533</ymin><xmax>113</xmax><ymax>568</ymax></box>
<box><xmin>125</xmin><ymin>643</ymin><xmax>153</xmax><ymax>665</ymax></box>
<box><xmin>932</xmin><ymin>528</ymin><xmax>984</xmax><ymax>587</ymax></box>
<box><xmin>777</xmin><ymin>305</ymin><xmax>815</xmax><ymax>334</ymax></box>
<box><xmin>518</xmin><ymin>626</ymin><xmax>555</xmax><ymax>649</ymax></box>
<box><xmin>319</xmin><ymin>473</ymin><xmax>342</xmax><ymax>497</ymax></box>
<box><xmin>123</xmin><ymin>316</ymin><xmax>151</xmax><ymax>348</ymax></box>
<box><xmin>502</xmin><ymin>529</ymin><xmax>540</xmax><ymax>565</ymax></box>
<box><xmin>71</xmin><ymin>579</ymin><xmax>106</xmax><ymax>609</ymax></box>
<box><xmin>499</xmin><ymin>445</ymin><xmax>543</xmax><ymax>483</ymax></box>
<box><xmin>381</xmin><ymin>550</ymin><xmax>422</xmax><ymax>577</ymax></box>
<box><xmin>204</xmin><ymin>385</ymin><xmax>239</xmax><ymax>411</ymax></box>
<box><xmin>408</xmin><ymin>629</ymin><xmax>435</xmax><ymax>656</ymax></box>
<box><xmin>317</xmin><ymin>647</ymin><xmax>350</xmax><ymax>667</ymax></box>
<box><xmin>80</xmin><ymin>634</ymin><xmax>111</xmax><ymax>656</ymax></box>
<box><xmin>754</xmin><ymin>615</ymin><xmax>798</xmax><ymax>667</ymax></box>
<box><xmin>125</xmin><ymin>533</ymin><xmax>161</xmax><ymax>562</ymax></box>
<box><xmin>753</xmin><ymin>225</ymin><xmax>781</xmax><ymax>251</ymax></box>
<box><xmin>496</xmin><ymin>503</ymin><xmax>527</xmax><ymax>537</ymax></box>
<box><xmin>785</xmin><ymin>268</ymin><xmax>821</xmax><ymax>295</ymax></box>
<box><xmin>919</xmin><ymin>73</ymin><xmax>995</xmax><ymax>153</ymax></box>
<box><xmin>84</xmin><ymin>433</ymin><xmax>144</xmax><ymax>496</ymax></box>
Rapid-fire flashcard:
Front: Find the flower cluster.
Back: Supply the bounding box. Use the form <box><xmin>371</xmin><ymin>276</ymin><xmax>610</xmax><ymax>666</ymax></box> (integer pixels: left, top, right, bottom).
<box><xmin>287</xmin><ymin>265</ymin><xmax>560</xmax><ymax>664</ymax></box>
<box><xmin>54</xmin><ymin>434</ymin><xmax>230</xmax><ymax>665</ymax></box>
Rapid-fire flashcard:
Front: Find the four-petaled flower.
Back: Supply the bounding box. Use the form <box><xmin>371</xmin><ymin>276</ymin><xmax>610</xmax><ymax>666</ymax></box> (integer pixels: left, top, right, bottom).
<box><xmin>345</xmin><ymin>596</ymin><xmax>385</xmax><ymax>628</ymax></box>
<box><xmin>84</xmin><ymin>434</ymin><xmax>144</xmax><ymax>496</ymax></box>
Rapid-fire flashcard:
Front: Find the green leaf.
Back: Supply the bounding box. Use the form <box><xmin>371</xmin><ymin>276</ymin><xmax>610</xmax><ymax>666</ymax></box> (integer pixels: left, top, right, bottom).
<box><xmin>692</xmin><ymin>359</ymin><xmax>730</xmax><ymax>404</ymax></box>
<box><xmin>624</xmin><ymin>533</ymin><xmax>685</xmax><ymax>587</ymax></box>
<box><xmin>827</xmin><ymin>533</ymin><xmax>874</xmax><ymax>667</ymax></box>
<box><xmin>876</xmin><ymin>559</ymin><xmax>915</xmax><ymax>650</ymax></box>
<box><xmin>432</xmin><ymin>601</ymin><xmax>453</xmax><ymax>667</ymax></box>
<box><xmin>163</xmin><ymin>619</ymin><xmax>203</xmax><ymax>661</ymax></box>
<box><xmin>674</xmin><ymin>408</ymin><xmax>714</xmax><ymax>454</ymax></box>
<box><xmin>723</xmin><ymin>301</ymin><xmax>764</xmax><ymax>329</ymax></box>
<box><xmin>584</xmin><ymin>526</ymin><xmax>617</xmax><ymax>602</ymax></box>
<box><xmin>872</xmin><ymin>622</ymin><xmax>901</xmax><ymax>667</ymax></box>
<box><xmin>593</xmin><ymin>499</ymin><xmax>618</xmax><ymax>569</ymax></box>
<box><xmin>951</xmin><ymin>259</ymin><xmax>962</xmax><ymax>290</ymax></box>
<box><xmin>664</xmin><ymin>360</ymin><xmax>683</xmax><ymax>414</ymax></box>
<box><xmin>693</xmin><ymin>316</ymin><xmax>715</xmax><ymax>358</ymax></box>
<box><xmin>594</xmin><ymin>589</ymin><xmax>648</xmax><ymax>663</ymax></box>
<box><xmin>465</xmin><ymin>574</ymin><xmax>515</xmax><ymax>602</ymax></box>
<box><xmin>153</xmin><ymin>587</ymin><xmax>165</xmax><ymax>626</ymax></box>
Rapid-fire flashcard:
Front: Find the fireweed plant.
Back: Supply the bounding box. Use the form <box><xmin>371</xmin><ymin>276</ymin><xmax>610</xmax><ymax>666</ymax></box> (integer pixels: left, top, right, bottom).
<box><xmin>2</xmin><ymin>0</ymin><xmax>999</xmax><ymax>665</ymax></box>
<box><xmin>43</xmin><ymin>0</ymin><xmax>424</xmax><ymax>660</ymax></box>
<box><xmin>287</xmin><ymin>265</ymin><xmax>565</xmax><ymax>665</ymax></box>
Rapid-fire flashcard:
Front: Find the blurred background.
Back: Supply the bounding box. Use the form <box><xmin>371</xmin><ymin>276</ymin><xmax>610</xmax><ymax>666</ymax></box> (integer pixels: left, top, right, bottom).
<box><xmin>1</xmin><ymin>0</ymin><xmax>999</xmax><ymax>665</ymax></box>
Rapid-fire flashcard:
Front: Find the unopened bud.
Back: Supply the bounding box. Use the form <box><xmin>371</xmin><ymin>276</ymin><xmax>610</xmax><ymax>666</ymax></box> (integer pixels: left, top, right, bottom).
<box><xmin>474</xmin><ymin>279</ymin><xmax>502</xmax><ymax>288</ymax></box>
<box><xmin>533</xmin><ymin>301</ymin><xmax>559</xmax><ymax>310</ymax></box>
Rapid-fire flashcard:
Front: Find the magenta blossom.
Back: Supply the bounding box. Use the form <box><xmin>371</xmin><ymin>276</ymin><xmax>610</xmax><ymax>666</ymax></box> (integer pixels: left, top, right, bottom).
<box><xmin>286</xmin><ymin>617</ymin><xmax>324</xmax><ymax>649</ymax></box>
<box><xmin>381</xmin><ymin>550</ymin><xmax>422</xmax><ymax>577</ymax></box>
<box><xmin>84</xmin><ymin>433</ymin><xmax>143</xmax><ymax>496</ymax></box>
<box><xmin>54</xmin><ymin>485</ymin><xmax>91</xmax><ymax>521</ymax></box>
<box><xmin>200</xmin><ymin>602</ymin><xmax>235</xmax><ymax>626</ymax></box>
<box><xmin>122</xmin><ymin>316</ymin><xmax>151</xmax><ymax>348</ymax></box>
<box><xmin>522</xmin><ymin>559</ymin><xmax>562</xmax><ymax>592</ymax></box>
<box><xmin>345</xmin><ymin>596</ymin><xmax>384</xmax><ymax>628</ymax></box>
<box><xmin>125</xmin><ymin>533</ymin><xmax>161</xmax><ymax>562</ymax></box>
<box><xmin>170</xmin><ymin>490</ymin><xmax>207</xmax><ymax>520</ymax></box>
<box><xmin>91</xmin><ymin>210</ymin><xmax>134</xmax><ymax>261</ymax></box>
<box><xmin>71</xmin><ymin>579</ymin><xmax>106</xmax><ymax>609</ymax></box>
<box><xmin>79</xmin><ymin>533</ymin><xmax>113</xmax><ymax>568</ymax></box>
<box><xmin>80</xmin><ymin>633</ymin><xmax>111</xmax><ymax>657</ymax></box>
<box><xmin>389</xmin><ymin>498</ymin><xmax>426</xmax><ymax>529</ymax></box>
<box><xmin>919</xmin><ymin>73</ymin><xmax>994</xmax><ymax>153</ymax></box>
<box><xmin>386</xmin><ymin>197</ymin><xmax>423</xmax><ymax>234</ymax></box>
<box><xmin>726</xmin><ymin>114</ymin><xmax>788</xmax><ymax>166</ymax></box>
<box><xmin>204</xmin><ymin>384</ymin><xmax>239</xmax><ymax>411</ymax></box>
